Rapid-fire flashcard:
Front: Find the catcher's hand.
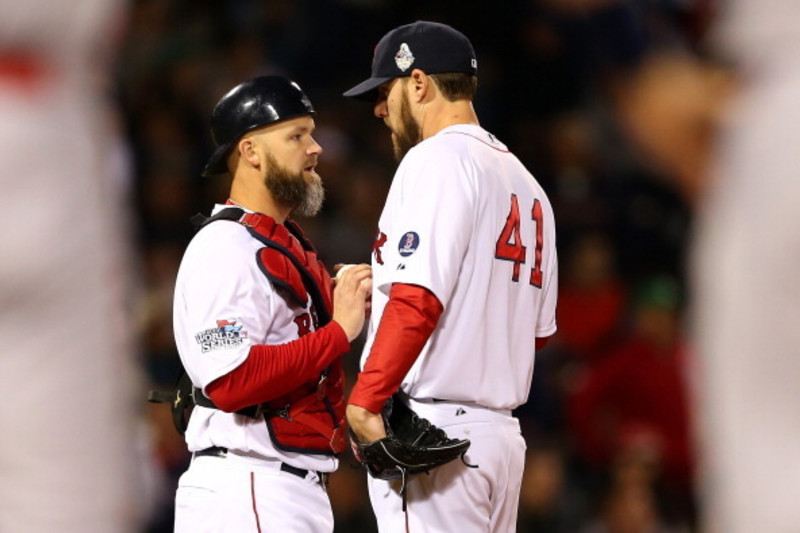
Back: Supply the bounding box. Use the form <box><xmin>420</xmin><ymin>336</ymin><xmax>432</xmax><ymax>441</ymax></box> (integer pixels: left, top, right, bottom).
<box><xmin>349</xmin><ymin>394</ymin><xmax>471</xmax><ymax>481</ymax></box>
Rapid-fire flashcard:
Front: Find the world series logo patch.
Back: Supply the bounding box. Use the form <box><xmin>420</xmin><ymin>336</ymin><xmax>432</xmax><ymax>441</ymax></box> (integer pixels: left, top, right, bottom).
<box><xmin>195</xmin><ymin>318</ymin><xmax>248</xmax><ymax>353</ymax></box>
<box><xmin>395</xmin><ymin>43</ymin><xmax>415</xmax><ymax>72</ymax></box>
<box><xmin>398</xmin><ymin>231</ymin><xmax>420</xmax><ymax>257</ymax></box>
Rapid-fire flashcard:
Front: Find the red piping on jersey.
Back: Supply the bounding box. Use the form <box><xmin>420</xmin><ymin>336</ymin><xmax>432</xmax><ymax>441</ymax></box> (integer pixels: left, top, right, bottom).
<box><xmin>348</xmin><ymin>283</ymin><xmax>443</xmax><ymax>414</ymax></box>
<box><xmin>442</xmin><ymin>130</ymin><xmax>510</xmax><ymax>153</ymax></box>
<box><xmin>250</xmin><ymin>472</ymin><xmax>263</xmax><ymax>533</ymax></box>
<box><xmin>206</xmin><ymin>322</ymin><xmax>349</xmax><ymax>412</ymax></box>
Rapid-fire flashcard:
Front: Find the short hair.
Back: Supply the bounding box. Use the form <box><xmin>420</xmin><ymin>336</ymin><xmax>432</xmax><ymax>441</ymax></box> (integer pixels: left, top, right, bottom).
<box><xmin>429</xmin><ymin>72</ymin><xmax>477</xmax><ymax>101</ymax></box>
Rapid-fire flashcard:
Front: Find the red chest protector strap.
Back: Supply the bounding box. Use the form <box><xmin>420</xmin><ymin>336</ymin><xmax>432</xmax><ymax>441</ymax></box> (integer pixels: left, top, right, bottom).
<box><xmin>240</xmin><ymin>212</ymin><xmax>333</xmax><ymax>326</ymax></box>
<box><xmin>188</xmin><ymin>208</ymin><xmax>332</xmax><ymax>325</ymax></box>
<box><xmin>239</xmin><ymin>212</ymin><xmax>345</xmax><ymax>454</ymax></box>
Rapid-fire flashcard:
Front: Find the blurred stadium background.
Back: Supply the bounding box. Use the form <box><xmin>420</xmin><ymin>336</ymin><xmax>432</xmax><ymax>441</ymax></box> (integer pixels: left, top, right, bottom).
<box><xmin>119</xmin><ymin>1</ymin><xmax>715</xmax><ymax>531</ymax></box>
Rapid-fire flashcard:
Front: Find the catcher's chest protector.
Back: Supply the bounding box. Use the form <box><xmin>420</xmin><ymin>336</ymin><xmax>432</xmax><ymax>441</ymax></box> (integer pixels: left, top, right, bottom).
<box><xmin>149</xmin><ymin>208</ymin><xmax>346</xmax><ymax>454</ymax></box>
<box><xmin>243</xmin><ymin>211</ymin><xmax>346</xmax><ymax>455</ymax></box>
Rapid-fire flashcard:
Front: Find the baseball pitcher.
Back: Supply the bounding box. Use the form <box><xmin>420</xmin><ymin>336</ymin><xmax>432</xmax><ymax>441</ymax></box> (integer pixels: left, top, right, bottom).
<box><xmin>343</xmin><ymin>21</ymin><xmax>558</xmax><ymax>533</ymax></box>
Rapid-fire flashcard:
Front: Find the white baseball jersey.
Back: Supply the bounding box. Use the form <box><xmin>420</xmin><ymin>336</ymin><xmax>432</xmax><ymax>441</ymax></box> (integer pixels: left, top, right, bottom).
<box><xmin>173</xmin><ymin>205</ymin><xmax>337</xmax><ymax>474</ymax></box>
<box><xmin>0</xmin><ymin>1</ymin><xmax>141</xmax><ymax>532</ymax></box>
<box><xmin>693</xmin><ymin>2</ymin><xmax>800</xmax><ymax>531</ymax></box>
<box><xmin>362</xmin><ymin>123</ymin><xmax>558</xmax><ymax>410</ymax></box>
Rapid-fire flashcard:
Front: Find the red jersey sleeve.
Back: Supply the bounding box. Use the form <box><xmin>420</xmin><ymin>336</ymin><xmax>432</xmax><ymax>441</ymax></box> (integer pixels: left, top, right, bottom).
<box><xmin>348</xmin><ymin>283</ymin><xmax>444</xmax><ymax>413</ymax></box>
<box><xmin>205</xmin><ymin>321</ymin><xmax>349</xmax><ymax>412</ymax></box>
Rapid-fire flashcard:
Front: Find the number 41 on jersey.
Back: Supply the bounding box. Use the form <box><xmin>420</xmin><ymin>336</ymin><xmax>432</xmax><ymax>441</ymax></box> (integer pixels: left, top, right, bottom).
<box><xmin>495</xmin><ymin>194</ymin><xmax>544</xmax><ymax>288</ymax></box>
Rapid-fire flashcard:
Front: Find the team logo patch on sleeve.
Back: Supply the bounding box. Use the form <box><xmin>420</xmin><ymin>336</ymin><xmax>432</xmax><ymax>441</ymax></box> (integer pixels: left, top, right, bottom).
<box><xmin>195</xmin><ymin>318</ymin><xmax>248</xmax><ymax>353</ymax></box>
<box><xmin>398</xmin><ymin>231</ymin><xmax>420</xmax><ymax>257</ymax></box>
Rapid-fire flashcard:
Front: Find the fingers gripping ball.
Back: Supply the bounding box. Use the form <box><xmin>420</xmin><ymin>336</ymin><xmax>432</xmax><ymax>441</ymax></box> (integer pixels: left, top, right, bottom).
<box><xmin>335</xmin><ymin>264</ymin><xmax>355</xmax><ymax>281</ymax></box>
<box><xmin>349</xmin><ymin>394</ymin><xmax>471</xmax><ymax>481</ymax></box>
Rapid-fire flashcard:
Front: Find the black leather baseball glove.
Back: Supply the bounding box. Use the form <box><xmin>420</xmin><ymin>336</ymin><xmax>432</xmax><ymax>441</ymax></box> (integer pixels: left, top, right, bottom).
<box><xmin>349</xmin><ymin>393</ymin><xmax>471</xmax><ymax>481</ymax></box>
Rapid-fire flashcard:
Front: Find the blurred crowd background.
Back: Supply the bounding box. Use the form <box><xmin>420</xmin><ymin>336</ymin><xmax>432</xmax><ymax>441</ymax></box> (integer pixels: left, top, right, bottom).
<box><xmin>115</xmin><ymin>0</ymin><xmax>721</xmax><ymax>531</ymax></box>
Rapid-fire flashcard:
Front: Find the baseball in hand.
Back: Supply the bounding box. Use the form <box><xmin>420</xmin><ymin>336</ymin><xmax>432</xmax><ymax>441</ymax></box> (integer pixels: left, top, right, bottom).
<box><xmin>335</xmin><ymin>264</ymin><xmax>355</xmax><ymax>281</ymax></box>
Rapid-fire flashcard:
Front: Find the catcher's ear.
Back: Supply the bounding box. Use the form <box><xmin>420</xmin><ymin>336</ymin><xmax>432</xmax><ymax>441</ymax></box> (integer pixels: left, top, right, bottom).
<box><xmin>238</xmin><ymin>137</ymin><xmax>260</xmax><ymax>168</ymax></box>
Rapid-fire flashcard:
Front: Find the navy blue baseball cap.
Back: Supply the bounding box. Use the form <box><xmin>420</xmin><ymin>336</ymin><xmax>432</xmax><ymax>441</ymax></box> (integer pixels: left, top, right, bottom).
<box><xmin>343</xmin><ymin>21</ymin><xmax>477</xmax><ymax>101</ymax></box>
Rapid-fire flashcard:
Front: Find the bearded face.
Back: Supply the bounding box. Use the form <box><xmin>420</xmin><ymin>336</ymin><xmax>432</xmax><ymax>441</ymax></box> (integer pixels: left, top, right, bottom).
<box><xmin>391</xmin><ymin>89</ymin><xmax>423</xmax><ymax>162</ymax></box>
<box><xmin>263</xmin><ymin>152</ymin><xmax>325</xmax><ymax>217</ymax></box>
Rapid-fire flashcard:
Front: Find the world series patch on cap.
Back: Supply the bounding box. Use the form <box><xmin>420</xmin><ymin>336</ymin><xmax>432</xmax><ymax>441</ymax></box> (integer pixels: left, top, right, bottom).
<box><xmin>343</xmin><ymin>20</ymin><xmax>477</xmax><ymax>101</ymax></box>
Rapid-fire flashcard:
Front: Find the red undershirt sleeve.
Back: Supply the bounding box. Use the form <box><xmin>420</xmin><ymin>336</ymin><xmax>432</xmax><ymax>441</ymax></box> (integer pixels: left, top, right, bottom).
<box><xmin>205</xmin><ymin>321</ymin><xmax>350</xmax><ymax>412</ymax></box>
<box><xmin>348</xmin><ymin>283</ymin><xmax>444</xmax><ymax>414</ymax></box>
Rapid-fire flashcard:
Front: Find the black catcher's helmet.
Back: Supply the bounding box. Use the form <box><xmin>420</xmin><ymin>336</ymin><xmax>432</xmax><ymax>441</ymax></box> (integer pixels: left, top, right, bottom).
<box><xmin>201</xmin><ymin>75</ymin><xmax>315</xmax><ymax>177</ymax></box>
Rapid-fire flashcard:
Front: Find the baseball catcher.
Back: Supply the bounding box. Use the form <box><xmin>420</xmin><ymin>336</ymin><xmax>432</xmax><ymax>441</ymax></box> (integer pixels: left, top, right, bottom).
<box><xmin>349</xmin><ymin>393</ymin><xmax>471</xmax><ymax>489</ymax></box>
